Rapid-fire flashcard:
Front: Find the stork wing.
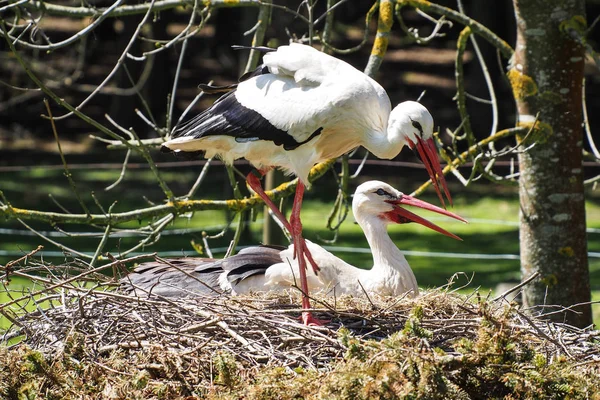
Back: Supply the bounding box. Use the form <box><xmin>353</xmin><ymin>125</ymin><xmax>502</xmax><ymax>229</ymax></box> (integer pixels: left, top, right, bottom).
<box><xmin>262</xmin><ymin>43</ymin><xmax>339</xmax><ymax>86</ymax></box>
<box><xmin>167</xmin><ymin>44</ymin><xmax>367</xmax><ymax>152</ymax></box>
<box><xmin>198</xmin><ymin>65</ymin><xmax>270</xmax><ymax>94</ymax></box>
<box><xmin>122</xmin><ymin>258</ymin><xmax>223</xmax><ymax>297</ymax></box>
<box><xmin>221</xmin><ymin>245</ymin><xmax>285</xmax><ymax>285</ymax></box>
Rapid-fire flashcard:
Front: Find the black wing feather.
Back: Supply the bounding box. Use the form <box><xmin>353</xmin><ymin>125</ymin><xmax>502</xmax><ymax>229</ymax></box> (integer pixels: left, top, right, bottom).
<box><xmin>221</xmin><ymin>245</ymin><xmax>284</xmax><ymax>285</ymax></box>
<box><xmin>231</xmin><ymin>45</ymin><xmax>276</xmax><ymax>53</ymax></box>
<box><xmin>121</xmin><ymin>258</ymin><xmax>223</xmax><ymax>298</ymax></box>
<box><xmin>121</xmin><ymin>246</ymin><xmax>286</xmax><ymax>298</ymax></box>
<box><xmin>198</xmin><ymin>65</ymin><xmax>270</xmax><ymax>94</ymax></box>
<box><xmin>171</xmin><ymin>78</ymin><xmax>323</xmax><ymax>151</ymax></box>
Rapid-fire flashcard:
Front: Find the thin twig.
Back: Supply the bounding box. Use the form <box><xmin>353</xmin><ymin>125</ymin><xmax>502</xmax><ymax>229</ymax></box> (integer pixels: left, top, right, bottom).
<box><xmin>44</xmin><ymin>99</ymin><xmax>91</xmax><ymax>217</ymax></box>
<box><xmin>492</xmin><ymin>272</ymin><xmax>539</xmax><ymax>302</ymax></box>
<box><xmin>49</xmin><ymin>0</ymin><xmax>156</xmax><ymax>121</ymax></box>
<box><xmin>2</xmin><ymin>0</ymin><xmax>125</xmax><ymax>51</ymax></box>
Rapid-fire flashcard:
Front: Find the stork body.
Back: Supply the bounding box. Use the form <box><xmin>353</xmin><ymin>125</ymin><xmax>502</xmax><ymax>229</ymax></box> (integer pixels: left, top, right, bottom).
<box><xmin>124</xmin><ymin>181</ymin><xmax>466</xmax><ymax>302</ymax></box>
<box><xmin>162</xmin><ymin>44</ymin><xmax>451</xmax><ymax>324</ymax></box>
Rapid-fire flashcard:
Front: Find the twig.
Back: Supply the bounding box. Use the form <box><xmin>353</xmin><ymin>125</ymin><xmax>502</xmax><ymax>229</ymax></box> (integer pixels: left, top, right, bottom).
<box><xmin>105</xmin><ymin>149</ymin><xmax>131</xmax><ymax>191</ymax></box>
<box><xmin>107</xmin><ymin>115</ymin><xmax>175</xmax><ymax>201</ymax></box>
<box><xmin>119</xmin><ymin>214</ymin><xmax>174</xmax><ymax>257</ymax></box>
<box><xmin>244</xmin><ymin>0</ymin><xmax>271</xmax><ymax>73</ymax></box>
<box><xmin>395</xmin><ymin>6</ymin><xmax>452</xmax><ymax>44</ymax></box>
<box><xmin>0</xmin><ymin>254</ymin><xmax>154</xmax><ymax>310</ymax></box>
<box><xmin>492</xmin><ymin>272</ymin><xmax>539</xmax><ymax>302</ymax></box>
<box><xmin>50</xmin><ymin>0</ymin><xmax>157</xmax><ymax>121</ymax></box>
<box><xmin>20</xmin><ymin>0</ymin><xmax>260</xmax><ymax>18</ymax></box>
<box><xmin>357</xmin><ymin>280</ymin><xmax>376</xmax><ymax>310</ymax></box>
<box><xmin>582</xmin><ymin>78</ymin><xmax>600</xmax><ymax>159</ymax></box>
<box><xmin>2</xmin><ymin>245</ymin><xmax>43</xmax><ymax>280</ymax></box>
<box><xmin>183</xmin><ymin>158</ymin><xmax>214</xmax><ymax>200</ymax></box>
<box><xmin>320</xmin><ymin>1</ymin><xmax>377</xmax><ymax>55</ymax></box>
<box><xmin>395</xmin><ymin>0</ymin><xmax>513</xmax><ymax>59</ymax></box>
<box><xmin>44</xmin><ymin>99</ymin><xmax>91</xmax><ymax>217</ymax></box>
<box><xmin>16</xmin><ymin>219</ymin><xmax>92</xmax><ymax>259</ymax></box>
<box><xmin>90</xmin><ymin>225</ymin><xmax>112</xmax><ymax>267</ymax></box>
<box><xmin>456</xmin><ymin>0</ymin><xmax>499</xmax><ymax>152</ymax></box>
<box><xmin>455</xmin><ymin>26</ymin><xmax>475</xmax><ymax>147</ymax></box>
<box><xmin>411</xmin><ymin>127</ymin><xmax>527</xmax><ymax>197</ymax></box>
<box><xmin>167</xmin><ymin>0</ymin><xmax>201</xmax><ymax>133</ymax></box>
<box><xmin>2</xmin><ymin>0</ymin><xmax>125</xmax><ymax>51</ymax></box>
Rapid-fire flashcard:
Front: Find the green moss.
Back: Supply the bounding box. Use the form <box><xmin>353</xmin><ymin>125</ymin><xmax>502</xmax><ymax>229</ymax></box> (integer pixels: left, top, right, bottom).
<box><xmin>339</xmin><ymin>327</ymin><xmax>367</xmax><ymax>360</ymax></box>
<box><xmin>539</xmin><ymin>90</ymin><xmax>564</xmax><ymax>105</ymax></box>
<box><xmin>559</xmin><ymin>15</ymin><xmax>587</xmax><ymax>38</ymax></box>
<box><xmin>558</xmin><ymin>246</ymin><xmax>575</xmax><ymax>257</ymax></box>
<box><xmin>541</xmin><ymin>273</ymin><xmax>559</xmax><ymax>287</ymax></box>
<box><xmin>23</xmin><ymin>350</ymin><xmax>47</xmax><ymax>374</ymax></box>
<box><xmin>18</xmin><ymin>381</ymin><xmax>39</xmax><ymax>400</ymax></box>
<box><xmin>508</xmin><ymin>68</ymin><xmax>538</xmax><ymax>100</ymax></box>
<box><xmin>402</xmin><ymin>305</ymin><xmax>432</xmax><ymax>338</ymax></box>
<box><xmin>63</xmin><ymin>331</ymin><xmax>85</xmax><ymax>360</ymax></box>
<box><xmin>213</xmin><ymin>351</ymin><xmax>239</xmax><ymax>387</ymax></box>
<box><xmin>517</xmin><ymin>120</ymin><xmax>553</xmax><ymax>145</ymax></box>
<box><xmin>533</xmin><ymin>353</ymin><xmax>547</xmax><ymax>369</ymax></box>
<box><xmin>134</xmin><ymin>369</ymin><xmax>151</xmax><ymax>390</ymax></box>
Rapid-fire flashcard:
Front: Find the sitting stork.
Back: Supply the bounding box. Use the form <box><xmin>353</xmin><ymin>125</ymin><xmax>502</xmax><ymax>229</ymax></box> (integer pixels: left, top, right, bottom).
<box><xmin>123</xmin><ymin>181</ymin><xmax>466</xmax><ymax>312</ymax></box>
<box><xmin>162</xmin><ymin>43</ymin><xmax>451</xmax><ymax>324</ymax></box>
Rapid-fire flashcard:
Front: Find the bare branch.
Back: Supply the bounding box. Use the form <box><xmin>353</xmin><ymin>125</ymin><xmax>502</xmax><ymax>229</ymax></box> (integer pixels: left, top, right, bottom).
<box><xmin>411</xmin><ymin>127</ymin><xmax>527</xmax><ymax>197</ymax></box>
<box><xmin>17</xmin><ymin>0</ymin><xmax>260</xmax><ymax>18</ymax></box>
<box><xmin>0</xmin><ymin>160</ymin><xmax>335</xmax><ymax>226</ymax></box>
<box><xmin>2</xmin><ymin>0</ymin><xmax>125</xmax><ymax>51</ymax></box>
<box><xmin>44</xmin><ymin>99</ymin><xmax>91</xmax><ymax>217</ymax></box>
<box><xmin>50</xmin><ymin>0</ymin><xmax>157</xmax><ymax>120</ymax></box>
<box><xmin>456</xmin><ymin>0</ymin><xmax>499</xmax><ymax>152</ymax></box>
<box><xmin>396</xmin><ymin>0</ymin><xmax>513</xmax><ymax>59</ymax></box>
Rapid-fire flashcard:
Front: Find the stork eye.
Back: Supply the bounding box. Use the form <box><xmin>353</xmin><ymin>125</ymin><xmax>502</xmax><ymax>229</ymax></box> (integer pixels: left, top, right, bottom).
<box><xmin>375</xmin><ymin>188</ymin><xmax>391</xmax><ymax>196</ymax></box>
<box><xmin>411</xmin><ymin>120</ymin><xmax>423</xmax><ymax>134</ymax></box>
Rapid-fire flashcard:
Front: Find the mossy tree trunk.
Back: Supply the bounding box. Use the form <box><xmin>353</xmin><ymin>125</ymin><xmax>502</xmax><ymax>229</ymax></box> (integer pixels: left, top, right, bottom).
<box><xmin>512</xmin><ymin>0</ymin><xmax>591</xmax><ymax>327</ymax></box>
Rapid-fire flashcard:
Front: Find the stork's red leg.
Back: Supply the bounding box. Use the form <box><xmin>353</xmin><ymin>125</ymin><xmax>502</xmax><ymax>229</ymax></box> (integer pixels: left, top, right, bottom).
<box><xmin>288</xmin><ymin>182</ymin><xmax>320</xmax><ymax>275</ymax></box>
<box><xmin>246</xmin><ymin>172</ymin><xmax>325</xmax><ymax>326</ymax></box>
<box><xmin>289</xmin><ymin>181</ymin><xmax>326</xmax><ymax>326</ymax></box>
<box><xmin>246</xmin><ymin>171</ymin><xmax>292</xmax><ymax>233</ymax></box>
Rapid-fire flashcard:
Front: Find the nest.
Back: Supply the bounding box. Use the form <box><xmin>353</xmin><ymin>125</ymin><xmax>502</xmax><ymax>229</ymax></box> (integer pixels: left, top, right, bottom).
<box><xmin>1</xmin><ymin>254</ymin><xmax>600</xmax><ymax>398</ymax></box>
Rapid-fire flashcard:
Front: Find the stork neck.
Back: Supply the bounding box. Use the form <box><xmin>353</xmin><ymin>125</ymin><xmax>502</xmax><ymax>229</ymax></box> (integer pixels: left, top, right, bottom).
<box><xmin>364</xmin><ymin>124</ymin><xmax>406</xmax><ymax>160</ymax></box>
<box><xmin>359</xmin><ymin>216</ymin><xmax>406</xmax><ymax>272</ymax></box>
<box><xmin>357</xmin><ymin>214</ymin><xmax>419</xmax><ymax>296</ymax></box>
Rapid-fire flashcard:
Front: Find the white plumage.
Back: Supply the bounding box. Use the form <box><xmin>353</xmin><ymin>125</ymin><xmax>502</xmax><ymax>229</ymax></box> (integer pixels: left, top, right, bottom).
<box><xmin>124</xmin><ymin>181</ymin><xmax>466</xmax><ymax>300</ymax></box>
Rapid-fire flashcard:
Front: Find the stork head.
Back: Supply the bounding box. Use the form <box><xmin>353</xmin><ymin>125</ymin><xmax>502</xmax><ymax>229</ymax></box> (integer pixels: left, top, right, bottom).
<box><xmin>388</xmin><ymin>101</ymin><xmax>452</xmax><ymax>208</ymax></box>
<box><xmin>352</xmin><ymin>181</ymin><xmax>466</xmax><ymax>240</ymax></box>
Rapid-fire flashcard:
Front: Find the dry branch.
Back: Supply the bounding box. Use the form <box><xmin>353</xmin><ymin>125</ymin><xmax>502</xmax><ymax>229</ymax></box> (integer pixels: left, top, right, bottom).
<box><xmin>0</xmin><ymin>160</ymin><xmax>335</xmax><ymax>225</ymax></box>
<box><xmin>395</xmin><ymin>0</ymin><xmax>514</xmax><ymax>58</ymax></box>
<box><xmin>18</xmin><ymin>0</ymin><xmax>260</xmax><ymax>18</ymax></box>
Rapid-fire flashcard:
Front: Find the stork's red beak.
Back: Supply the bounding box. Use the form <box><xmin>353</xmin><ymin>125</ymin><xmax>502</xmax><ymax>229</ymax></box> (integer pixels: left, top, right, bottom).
<box><xmin>408</xmin><ymin>137</ymin><xmax>452</xmax><ymax>208</ymax></box>
<box><xmin>384</xmin><ymin>194</ymin><xmax>467</xmax><ymax>241</ymax></box>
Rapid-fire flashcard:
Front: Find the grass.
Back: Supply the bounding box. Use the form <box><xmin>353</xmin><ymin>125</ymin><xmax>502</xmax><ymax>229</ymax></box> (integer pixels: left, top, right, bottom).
<box><xmin>1</xmin><ymin>160</ymin><xmax>599</xmax><ymax>325</ymax></box>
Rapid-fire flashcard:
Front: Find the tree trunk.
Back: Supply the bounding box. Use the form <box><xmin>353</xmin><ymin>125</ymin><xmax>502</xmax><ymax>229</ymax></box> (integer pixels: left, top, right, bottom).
<box><xmin>512</xmin><ymin>0</ymin><xmax>591</xmax><ymax>327</ymax></box>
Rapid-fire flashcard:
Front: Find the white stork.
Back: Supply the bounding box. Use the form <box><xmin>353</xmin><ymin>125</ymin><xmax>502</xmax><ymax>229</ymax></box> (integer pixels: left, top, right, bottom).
<box><xmin>162</xmin><ymin>43</ymin><xmax>451</xmax><ymax>324</ymax></box>
<box><xmin>124</xmin><ymin>181</ymin><xmax>466</xmax><ymax>316</ymax></box>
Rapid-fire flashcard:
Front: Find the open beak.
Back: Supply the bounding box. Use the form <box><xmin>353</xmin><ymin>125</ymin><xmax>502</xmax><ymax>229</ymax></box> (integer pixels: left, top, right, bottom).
<box><xmin>408</xmin><ymin>137</ymin><xmax>452</xmax><ymax>208</ymax></box>
<box><xmin>384</xmin><ymin>194</ymin><xmax>467</xmax><ymax>241</ymax></box>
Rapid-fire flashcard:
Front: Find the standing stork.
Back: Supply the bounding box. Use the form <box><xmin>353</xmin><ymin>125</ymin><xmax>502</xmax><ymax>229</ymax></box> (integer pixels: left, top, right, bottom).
<box><xmin>162</xmin><ymin>43</ymin><xmax>451</xmax><ymax>324</ymax></box>
<box><xmin>124</xmin><ymin>181</ymin><xmax>466</xmax><ymax>307</ymax></box>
